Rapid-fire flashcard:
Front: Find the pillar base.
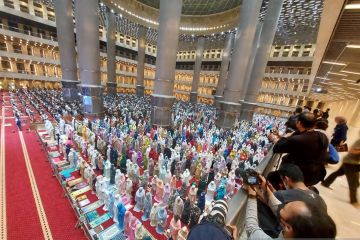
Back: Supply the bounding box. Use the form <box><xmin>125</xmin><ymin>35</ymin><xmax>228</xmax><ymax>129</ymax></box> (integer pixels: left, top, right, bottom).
<box><xmin>61</xmin><ymin>80</ymin><xmax>80</xmax><ymax>102</ymax></box>
<box><xmin>106</xmin><ymin>82</ymin><xmax>117</xmax><ymax>95</ymax></box>
<box><xmin>151</xmin><ymin>95</ymin><xmax>175</xmax><ymax>127</ymax></box>
<box><xmin>136</xmin><ymin>85</ymin><xmax>145</xmax><ymax>97</ymax></box>
<box><xmin>240</xmin><ymin>102</ymin><xmax>257</xmax><ymax>121</ymax></box>
<box><xmin>80</xmin><ymin>85</ymin><xmax>104</xmax><ymax>119</ymax></box>
<box><xmin>190</xmin><ymin>92</ymin><xmax>198</xmax><ymax>103</ymax></box>
<box><xmin>213</xmin><ymin>95</ymin><xmax>223</xmax><ymax>109</ymax></box>
<box><xmin>216</xmin><ymin>101</ymin><xmax>241</xmax><ymax>129</ymax></box>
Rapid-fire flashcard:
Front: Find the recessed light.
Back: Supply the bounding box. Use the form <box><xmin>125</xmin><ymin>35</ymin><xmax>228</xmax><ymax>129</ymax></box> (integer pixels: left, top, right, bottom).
<box><xmin>345</xmin><ymin>3</ymin><xmax>360</xmax><ymax>9</ymax></box>
<box><xmin>322</xmin><ymin>61</ymin><xmax>346</xmax><ymax>66</ymax></box>
<box><xmin>346</xmin><ymin>44</ymin><xmax>360</xmax><ymax>49</ymax></box>
<box><xmin>341</xmin><ymin>70</ymin><xmax>360</xmax><ymax>75</ymax></box>
<box><xmin>328</xmin><ymin>72</ymin><xmax>347</xmax><ymax>76</ymax></box>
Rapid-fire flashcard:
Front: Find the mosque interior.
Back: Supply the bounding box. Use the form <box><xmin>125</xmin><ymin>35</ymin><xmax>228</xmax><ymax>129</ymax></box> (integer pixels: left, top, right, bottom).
<box><xmin>0</xmin><ymin>0</ymin><xmax>359</xmax><ymax>239</ymax></box>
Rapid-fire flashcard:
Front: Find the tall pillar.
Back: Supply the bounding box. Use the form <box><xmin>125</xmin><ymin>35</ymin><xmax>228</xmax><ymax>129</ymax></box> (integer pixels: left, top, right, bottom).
<box><xmin>240</xmin><ymin>22</ymin><xmax>263</xmax><ymax>100</ymax></box>
<box><xmin>151</xmin><ymin>0</ymin><xmax>182</xmax><ymax>126</ymax></box>
<box><xmin>216</xmin><ymin>0</ymin><xmax>263</xmax><ymax>128</ymax></box>
<box><xmin>54</xmin><ymin>0</ymin><xmax>79</xmax><ymax>102</ymax></box>
<box><xmin>136</xmin><ymin>25</ymin><xmax>147</xmax><ymax>97</ymax></box>
<box><xmin>214</xmin><ymin>32</ymin><xmax>234</xmax><ymax>108</ymax></box>
<box><xmin>106</xmin><ymin>8</ymin><xmax>117</xmax><ymax>95</ymax></box>
<box><xmin>75</xmin><ymin>0</ymin><xmax>104</xmax><ymax>118</ymax></box>
<box><xmin>190</xmin><ymin>37</ymin><xmax>205</xmax><ymax>103</ymax></box>
<box><xmin>240</xmin><ymin>0</ymin><xmax>284</xmax><ymax>121</ymax></box>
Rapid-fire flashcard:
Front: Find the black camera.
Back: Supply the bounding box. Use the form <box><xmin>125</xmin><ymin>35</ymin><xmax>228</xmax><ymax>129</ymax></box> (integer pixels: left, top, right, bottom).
<box><xmin>235</xmin><ymin>168</ymin><xmax>260</xmax><ymax>185</ymax></box>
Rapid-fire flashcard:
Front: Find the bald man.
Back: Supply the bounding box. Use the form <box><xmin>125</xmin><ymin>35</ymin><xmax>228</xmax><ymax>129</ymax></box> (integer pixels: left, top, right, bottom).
<box><xmin>245</xmin><ymin>186</ymin><xmax>336</xmax><ymax>239</ymax></box>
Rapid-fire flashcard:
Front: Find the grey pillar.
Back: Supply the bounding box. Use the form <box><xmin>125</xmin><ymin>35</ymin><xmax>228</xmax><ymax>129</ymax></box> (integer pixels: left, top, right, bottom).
<box><xmin>75</xmin><ymin>0</ymin><xmax>104</xmax><ymax>119</ymax></box>
<box><xmin>214</xmin><ymin>32</ymin><xmax>235</xmax><ymax>108</ymax></box>
<box><xmin>241</xmin><ymin>0</ymin><xmax>284</xmax><ymax>121</ymax></box>
<box><xmin>240</xmin><ymin>22</ymin><xmax>263</xmax><ymax>100</ymax></box>
<box><xmin>151</xmin><ymin>0</ymin><xmax>182</xmax><ymax>127</ymax></box>
<box><xmin>136</xmin><ymin>25</ymin><xmax>147</xmax><ymax>97</ymax></box>
<box><xmin>216</xmin><ymin>0</ymin><xmax>262</xmax><ymax>128</ymax></box>
<box><xmin>54</xmin><ymin>0</ymin><xmax>79</xmax><ymax>102</ymax></box>
<box><xmin>106</xmin><ymin>8</ymin><xmax>117</xmax><ymax>95</ymax></box>
<box><xmin>190</xmin><ymin>37</ymin><xmax>205</xmax><ymax>103</ymax></box>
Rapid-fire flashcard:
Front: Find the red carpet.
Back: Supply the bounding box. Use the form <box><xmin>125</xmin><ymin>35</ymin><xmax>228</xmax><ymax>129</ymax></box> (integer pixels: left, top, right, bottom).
<box><xmin>4</xmin><ymin>107</ymin><xmax>44</xmax><ymax>240</ymax></box>
<box><xmin>22</xmin><ymin>128</ymin><xmax>87</xmax><ymax>240</ymax></box>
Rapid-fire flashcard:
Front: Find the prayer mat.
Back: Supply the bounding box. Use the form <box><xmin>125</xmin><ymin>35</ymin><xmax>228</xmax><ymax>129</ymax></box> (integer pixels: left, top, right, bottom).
<box><xmin>70</xmin><ymin>185</ymin><xmax>91</xmax><ymax>199</ymax></box>
<box><xmin>89</xmin><ymin>213</ymin><xmax>111</xmax><ymax>228</ymax></box>
<box><xmin>82</xmin><ymin>200</ymin><xmax>104</xmax><ymax>214</ymax></box>
<box><xmin>86</xmin><ymin>210</ymin><xmax>100</xmax><ymax>222</ymax></box>
<box><xmin>98</xmin><ymin>224</ymin><xmax>124</xmax><ymax>240</ymax></box>
<box><xmin>67</xmin><ymin>178</ymin><xmax>83</xmax><ymax>187</ymax></box>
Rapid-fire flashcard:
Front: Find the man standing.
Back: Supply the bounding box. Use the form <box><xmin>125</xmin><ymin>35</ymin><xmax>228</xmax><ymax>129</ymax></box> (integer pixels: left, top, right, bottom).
<box><xmin>273</xmin><ymin>112</ymin><xmax>329</xmax><ymax>186</ymax></box>
<box><xmin>322</xmin><ymin>132</ymin><xmax>360</xmax><ymax>208</ymax></box>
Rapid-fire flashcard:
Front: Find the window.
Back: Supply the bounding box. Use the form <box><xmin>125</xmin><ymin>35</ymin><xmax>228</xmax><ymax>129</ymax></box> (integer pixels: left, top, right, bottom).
<box><xmin>304</xmin><ymin>44</ymin><xmax>312</xmax><ymax>48</ymax></box>
<box><xmin>4</xmin><ymin>0</ymin><xmax>14</xmax><ymax>8</ymax></box>
<box><xmin>274</xmin><ymin>46</ymin><xmax>281</xmax><ymax>50</ymax></box>
<box><xmin>0</xmin><ymin>42</ymin><xmax>6</xmax><ymax>51</ymax></box>
<box><xmin>48</xmin><ymin>14</ymin><xmax>55</xmax><ymax>21</ymax></box>
<box><xmin>1</xmin><ymin>60</ymin><xmax>11</xmax><ymax>70</ymax></box>
<box><xmin>23</xmin><ymin>25</ymin><xmax>32</xmax><ymax>34</ymax></box>
<box><xmin>291</xmin><ymin>51</ymin><xmax>299</xmax><ymax>57</ymax></box>
<box><xmin>20</xmin><ymin>4</ymin><xmax>29</xmax><ymax>13</ymax></box>
<box><xmin>302</xmin><ymin>51</ymin><xmax>310</xmax><ymax>57</ymax></box>
<box><xmin>284</xmin><ymin>46</ymin><xmax>291</xmax><ymax>49</ymax></box>
<box><xmin>35</xmin><ymin>9</ymin><xmax>43</xmax><ymax>18</ymax></box>
<box><xmin>273</xmin><ymin>52</ymin><xmax>279</xmax><ymax>57</ymax></box>
<box><xmin>27</xmin><ymin>46</ymin><xmax>32</xmax><ymax>55</ymax></box>
<box><xmin>16</xmin><ymin>62</ymin><xmax>25</xmax><ymax>72</ymax></box>
<box><xmin>282</xmin><ymin>51</ymin><xmax>289</xmax><ymax>57</ymax></box>
<box><xmin>33</xmin><ymin>2</ymin><xmax>42</xmax><ymax>8</ymax></box>
<box><xmin>12</xmin><ymin>44</ymin><xmax>22</xmax><ymax>53</ymax></box>
<box><xmin>294</xmin><ymin>45</ymin><xmax>301</xmax><ymax>49</ymax></box>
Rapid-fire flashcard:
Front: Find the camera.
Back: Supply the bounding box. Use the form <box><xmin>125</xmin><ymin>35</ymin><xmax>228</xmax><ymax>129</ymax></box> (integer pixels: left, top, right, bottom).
<box><xmin>235</xmin><ymin>168</ymin><xmax>260</xmax><ymax>185</ymax></box>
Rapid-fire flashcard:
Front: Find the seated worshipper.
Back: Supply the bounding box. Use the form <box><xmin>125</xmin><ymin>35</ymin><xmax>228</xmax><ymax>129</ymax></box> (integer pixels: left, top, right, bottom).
<box><xmin>187</xmin><ymin>200</ymin><xmax>237</xmax><ymax>240</ymax></box>
<box><xmin>243</xmin><ymin>183</ymin><xmax>336</xmax><ymax>239</ymax></box>
<box><xmin>273</xmin><ymin>112</ymin><xmax>328</xmax><ymax>186</ymax></box>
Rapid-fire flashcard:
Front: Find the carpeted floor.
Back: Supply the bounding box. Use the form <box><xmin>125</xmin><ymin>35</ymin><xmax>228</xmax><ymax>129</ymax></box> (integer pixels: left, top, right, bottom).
<box><xmin>2</xmin><ymin>92</ymin><xmax>87</xmax><ymax>240</ymax></box>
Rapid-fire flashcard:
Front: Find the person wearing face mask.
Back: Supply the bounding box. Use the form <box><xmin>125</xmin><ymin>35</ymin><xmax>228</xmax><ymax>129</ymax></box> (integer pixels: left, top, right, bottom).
<box><xmin>243</xmin><ymin>169</ymin><xmax>336</xmax><ymax>239</ymax></box>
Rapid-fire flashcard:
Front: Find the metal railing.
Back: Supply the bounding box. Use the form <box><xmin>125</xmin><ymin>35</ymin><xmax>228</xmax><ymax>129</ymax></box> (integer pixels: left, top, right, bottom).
<box><xmin>226</xmin><ymin>148</ymin><xmax>281</xmax><ymax>239</ymax></box>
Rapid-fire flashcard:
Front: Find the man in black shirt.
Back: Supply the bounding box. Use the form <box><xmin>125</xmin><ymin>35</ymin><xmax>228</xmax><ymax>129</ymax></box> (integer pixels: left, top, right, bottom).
<box><xmin>273</xmin><ymin>112</ymin><xmax>328</xmax><ymax>186</ymax></box>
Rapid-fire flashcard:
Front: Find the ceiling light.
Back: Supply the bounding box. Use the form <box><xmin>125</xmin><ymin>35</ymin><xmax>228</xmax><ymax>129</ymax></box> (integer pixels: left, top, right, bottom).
<box><xmin>342</xmin><ymin>78</ymin><xmax>355</xmax><ymax>82</ymax></box>
<box><xmin>340</xmin><ymin>70</ymin><xmax>360</xmax><ymax>75</ymax></box>
<box><xmin>322</xmin><ymin>61</ymin><xmax>346</xmax><ymax>66</ymax></box>
<box><xmin>346</xmin><ymin>44</ymin><xmax>360</xmax><ymax>49</ymax></box>
<box><xmin>316</xmin><ymin>77</ymin><xmax>330</xmax><ymax>80</ymax></box>
<box><xmin>345</xmin><ymin>3</ymin><xmax>360</xmax><ymax>9</ymax></box>
<box><xmin>347</xmin><ymin>87</ymin><xmax>360</xmax><ymax>91</ymax></box>
<box><xmin>328</xmin><ymin>72</ymin><xmax>347</xmax><ymax>76</ymax></box>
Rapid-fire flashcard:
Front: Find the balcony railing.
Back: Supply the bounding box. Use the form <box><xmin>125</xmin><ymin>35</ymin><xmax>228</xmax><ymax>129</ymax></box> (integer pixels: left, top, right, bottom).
<box><xmin>0</xmin><ymin>23</ymin><xmax>57</xmax><ymax>41</ymax></box>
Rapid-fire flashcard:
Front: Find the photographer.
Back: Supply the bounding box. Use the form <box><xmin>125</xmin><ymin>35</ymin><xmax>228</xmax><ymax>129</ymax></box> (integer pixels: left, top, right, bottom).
<box><xmin>242</xmin><ymin>169</ymin><xmax>336</xmax><ymax>239</ymax></box>
<box><xmin>272</xmin><ymin>112</ymin><xmax>329</xmax><ymax>186</ymax></box>
<box><xmin>187</xmin><ymin>200</ymin><xmax>237</xmax><ymax>240</ymax></box>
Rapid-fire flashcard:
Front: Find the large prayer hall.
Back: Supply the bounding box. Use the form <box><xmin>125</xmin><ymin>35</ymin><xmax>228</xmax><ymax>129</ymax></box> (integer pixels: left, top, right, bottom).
<box><xmin>0</xmin><ymin>0</ymin><xmax>360</xmax><ymax>239</ymax></box>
